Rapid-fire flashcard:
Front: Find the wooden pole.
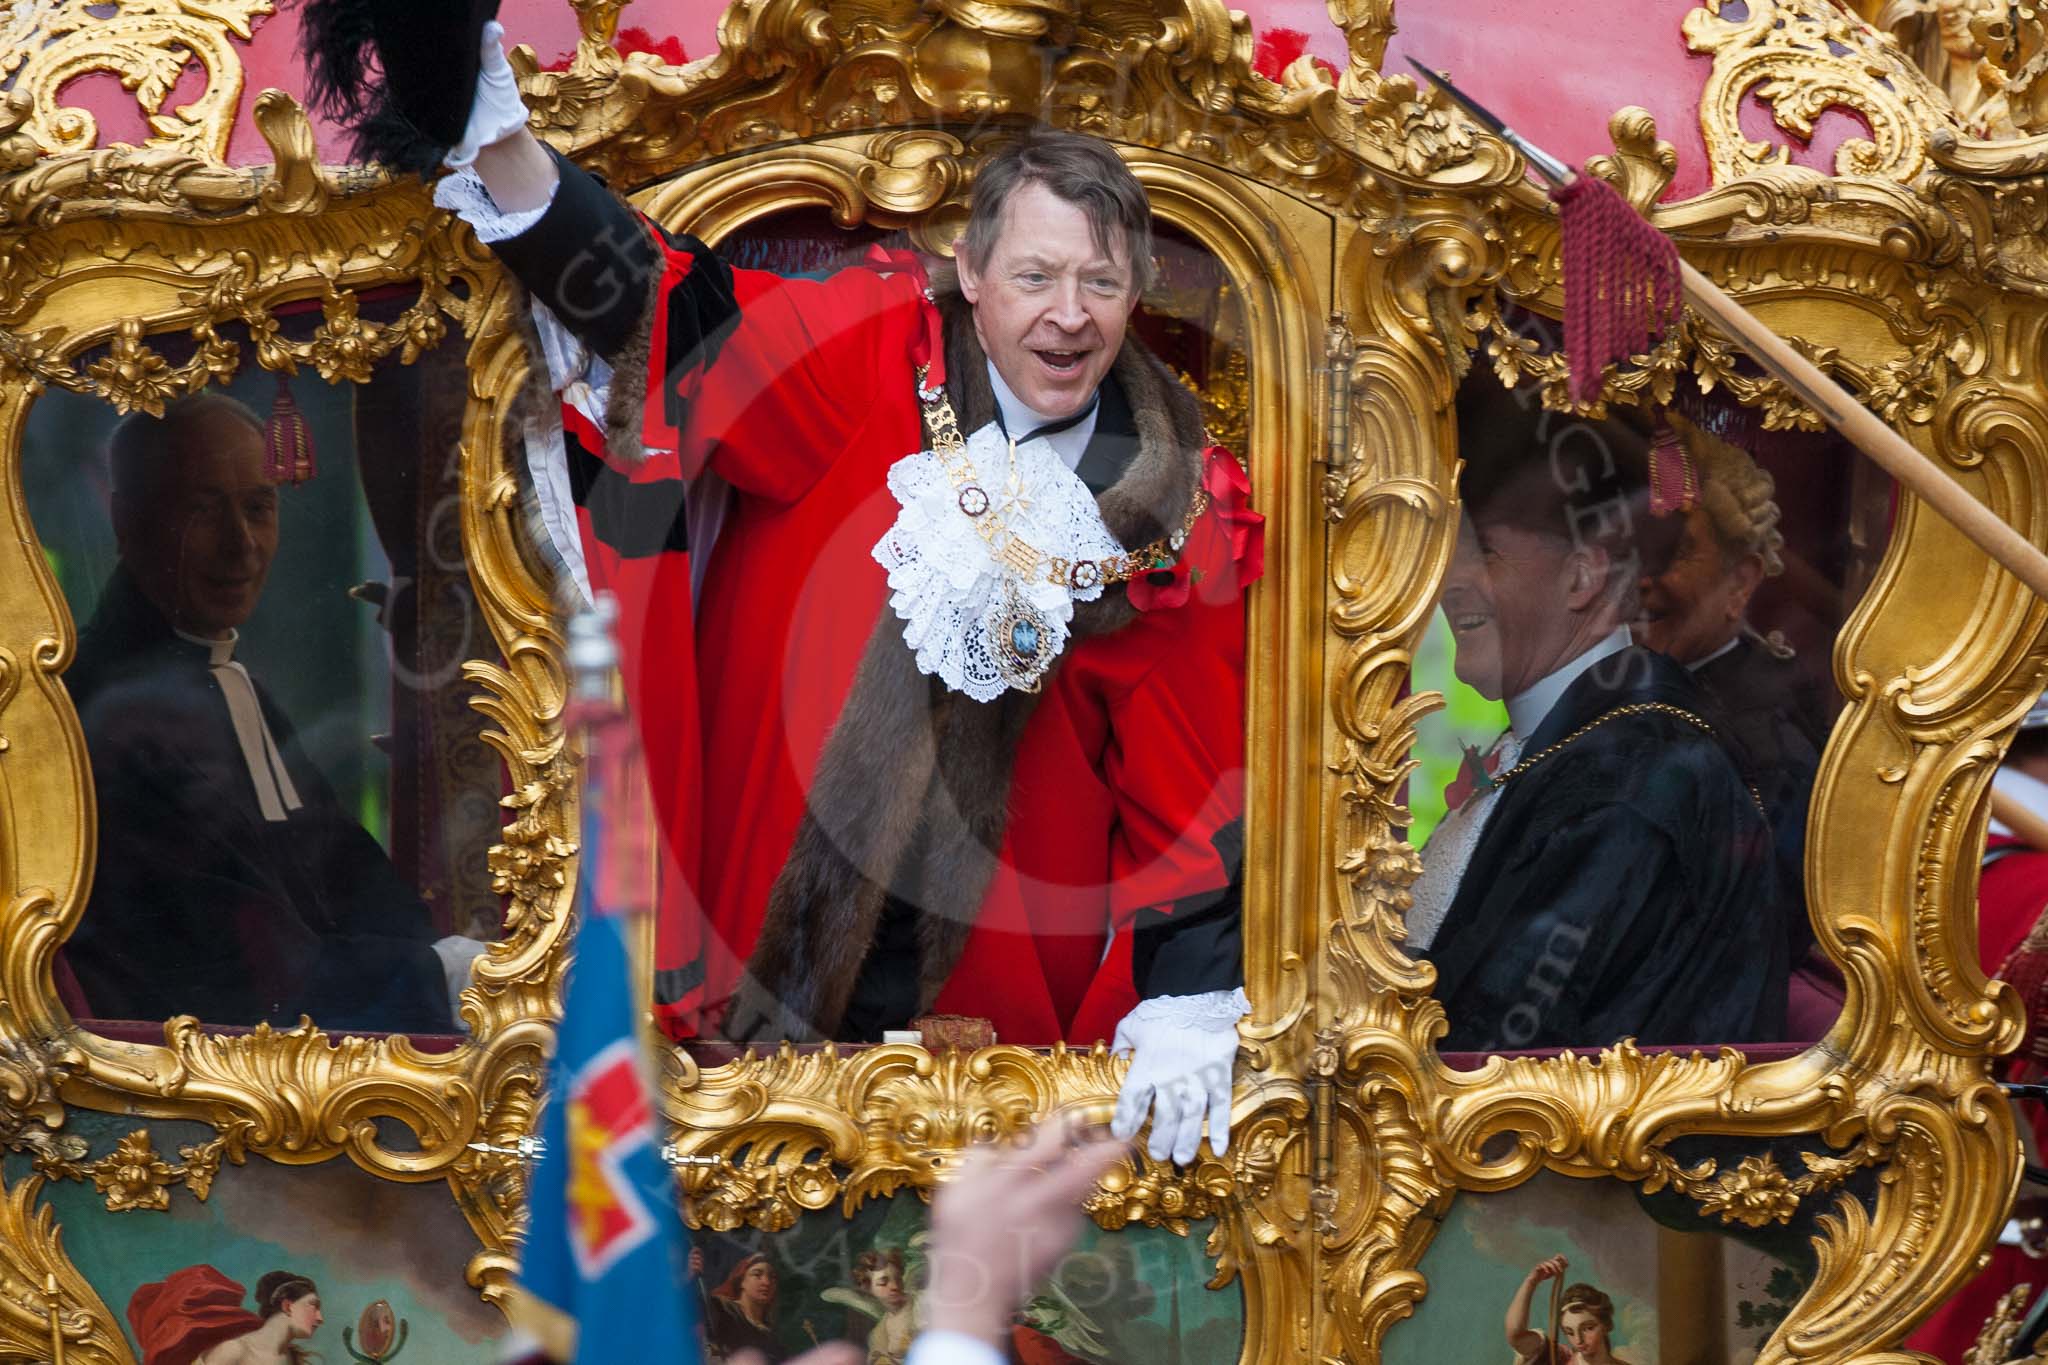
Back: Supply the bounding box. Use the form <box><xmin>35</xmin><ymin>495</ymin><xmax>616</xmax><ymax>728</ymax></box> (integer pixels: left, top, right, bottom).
<box><xmin>1676</xmin><ymin>260</ymin><xmax>2048</xmax><ymax>604</ymax></box>
<box><xmin>1992</xmin><ymin>786</ymin><xmax>2048</xmax><ymax>854</ymax></box>
<box><xmin>1406</xmin><ymin>64</ymin><xmax>2048</xmax><ymax>600</ymax></box>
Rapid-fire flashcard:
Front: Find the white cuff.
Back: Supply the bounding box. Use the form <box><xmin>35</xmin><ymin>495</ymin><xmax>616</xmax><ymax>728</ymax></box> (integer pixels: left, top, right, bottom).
<box><xmin>1118</xmin><ymin>987</ymin><xmax>1250</xmax><ymax>1034</ymax></box>
<box><xmin>905</xmin><ymin>1331</ymin><xmax>1007</xmax><ymax>1365</ymax></box>
<box><xmin>432</xmin><ymin>167</ymin><xmax>557</xmax><ymax>244</ymax></box>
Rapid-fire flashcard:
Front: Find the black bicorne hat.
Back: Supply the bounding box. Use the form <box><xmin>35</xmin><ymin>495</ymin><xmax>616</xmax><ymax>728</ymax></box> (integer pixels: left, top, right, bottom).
<box><xmin>297</xmin><ymin>0</ymin><xmax>503</xmax><ymax>175</ymax></box>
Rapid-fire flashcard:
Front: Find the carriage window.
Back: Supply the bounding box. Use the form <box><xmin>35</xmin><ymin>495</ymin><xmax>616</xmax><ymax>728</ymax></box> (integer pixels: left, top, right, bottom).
<box><xmin>1407</xmin><ymin>348</ymin><xmax>1887</xmax><ymax>1056</ymax></box>
<box><xmin>630</xmin><ymin>209</ymin><xmax>1259</xmax><ymax>1050</ymax></box>
<box><xmin>28</xmin><ymin>310</ymin><xmax>501</xmax><ymax>1036</ymax></box>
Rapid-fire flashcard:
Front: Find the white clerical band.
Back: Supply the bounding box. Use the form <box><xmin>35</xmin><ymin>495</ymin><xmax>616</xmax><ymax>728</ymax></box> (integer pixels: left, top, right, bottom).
<box><xmin>182</xmin><ymin>631</ymin><xmax>303</xmax><ymax>823</ymax></box>
<box><xmin>215</xmin><ymin>660</ymin><xmax>303</xmax><ymax>823</ymax></box>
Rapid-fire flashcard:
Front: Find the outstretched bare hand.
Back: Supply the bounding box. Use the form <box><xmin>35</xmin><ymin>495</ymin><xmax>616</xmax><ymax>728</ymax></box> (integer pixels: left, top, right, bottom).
<box><xmin>921</xmin><ymin>1118</ymin><xmax>1129</xmax><ymax>1349</ymax></box>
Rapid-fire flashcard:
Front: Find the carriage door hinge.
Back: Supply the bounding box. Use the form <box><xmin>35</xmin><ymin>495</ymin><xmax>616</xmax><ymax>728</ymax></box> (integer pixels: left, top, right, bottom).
<box><xmin>1321</xmin><ymin>313</ymin><xmax>1358</xmax><ymax>523</ymax></box>
<box><xmin>1308</xmin><ymin>1025</ymin><xmax>1340</xmax><ymax>1239</ymax></box>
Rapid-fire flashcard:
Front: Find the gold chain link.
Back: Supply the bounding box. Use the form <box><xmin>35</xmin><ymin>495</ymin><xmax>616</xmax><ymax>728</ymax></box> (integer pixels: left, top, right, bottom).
<box><xmin>915</xmin><ymin>365</ymin><xmax>1205</xmax><ymax>590</ymax></box>
<box><xmin>1491</xmin><ymin>701</ymin><xmax>1767</xmax><ymax>817</ymax></box>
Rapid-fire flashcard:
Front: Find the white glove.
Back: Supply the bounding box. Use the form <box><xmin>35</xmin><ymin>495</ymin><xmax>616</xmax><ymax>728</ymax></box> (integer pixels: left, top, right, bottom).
<box><xmin>445</xmin><ymin>21</ymin><xmax>529</xmax><ymax>169</ymax></box>
<box><xmin>1110</xmin><ymin>987</ymin><xmax>1248</xmax><ymax>1165</ymax></box>
<box><xmin>431</xmin><ymin>934</ymin><xmax>490</xmax><ymax>1026</ymax></box>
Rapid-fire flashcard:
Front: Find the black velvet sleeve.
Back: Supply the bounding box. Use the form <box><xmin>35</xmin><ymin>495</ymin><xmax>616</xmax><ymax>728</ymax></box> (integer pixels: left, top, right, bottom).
<box><xmin>486</xmin><ymin>151</ymin><xmax>742</xmax><ymax>450</ymax></box>
<box><xmin>486</xmin><ymin>149</ymin><xmax>664</xmax><ymax>363</ymax></box>
<box><xmin>1133</xmin><ymin>819</ymin><xmax>1246</xmax><ymax>998</ymax></box>
<box><xmin>563</xmin><ymin>427</ymin><xmax>689</xmax><ymax>559</ymax></box>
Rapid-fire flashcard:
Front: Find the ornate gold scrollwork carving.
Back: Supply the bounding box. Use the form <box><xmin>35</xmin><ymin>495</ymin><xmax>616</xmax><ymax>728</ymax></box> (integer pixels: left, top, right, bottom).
<box><xmin>0</xmin><ymin>222</ymin><xmax>467</xmax><ymax>413</ymax></box>
<box><xmin>16</xmin><ymin>1123</ymin><xmax>250</xmax><ymax>1212</ymax></box>
<box><xmin>570</xmin><ymin>0</ymin><xmax>633</xmax><ymax>49</ymax></box>
<box><xmin>1973</xmin><ymin>2</ymin><xmax>2048</xmax><ymax>135</ymax></box>
<box><xmin>514</xmin><ymin>0</ymin><xmax>1497</xmax><ymax>214</ymax></box>
<box><xmin>660</xmin><ymin>1038</ymin><xmax>1313</xmax><ymax>1344</ymax></box>
<box><xmin>1643</xmin><ymin>1144</ymin><xmax>1888</xmax><ymax>1228</ymax></box>
<box><xmin>1321</xmin><ymin>314</ymin><xmax>1358</xmax><ymax>522</ymax></box>
<box><xmin>660</xmin><ymin>1043</ymin><xmax>1288</xmax><ymax>1234</ymax></box>
<box><xmin>5</xmin><ymin>0</ymin><xmax>272</xmax><ymax>159</ymax></box>
<box><xmin>1877</xmin><ymin>0</ymin><xmax>2047</xmax><ymax>139</ymax></box>
<box><xmin>1686</xmin><ymin>0</ymin><xmax>1966</xmax><ymax>184</ymax></box>
<box><xmin>0</xmin><ymin>82</ymin><xmax>332</xmax><ymax>229</ymax></box>
<box><xmin>1967</xmin><ymin>1283</ymin><xmax>2036</xmax><ymax>1365</ymax></box>
<box><xmin>485</xmin><ymin>743</ymin><xmax>579</xmax><ymax>938</ymax></box>
<box><xmin>0</xmin><ymin>1174</ymin><xmax>132</xmax><ymax>1365</ymax></box>
<box><xmin>1587</xmin><ymin>106</ymin><xmax>1680</xmax><ymax>212</ymax></box>
<box><xmin>1320</xmin><ymin>0</ymin><xmax>1488</xmax><ymax>181</ymax></box>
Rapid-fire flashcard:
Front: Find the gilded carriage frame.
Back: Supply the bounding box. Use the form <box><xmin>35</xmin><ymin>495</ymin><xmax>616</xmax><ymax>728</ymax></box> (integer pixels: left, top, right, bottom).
<box><xmin>2</xmin><ymin>0</ymin><xmax>2047</xmax><ymax>1360</ymax></box>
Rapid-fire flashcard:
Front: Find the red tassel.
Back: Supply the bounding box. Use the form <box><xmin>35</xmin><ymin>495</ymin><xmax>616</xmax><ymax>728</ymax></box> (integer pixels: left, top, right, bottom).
<box><xmin>263</xmin><ymin>372</ymin><xmax>316</xmax><ymax>485</ymax></box>
<box><xmin>1551</xmin><ymin>176</ymin><xmax>1681</xmax><ymax>405</ymax></box>
<box><xmin>1648</xmin><ymin>421</ymin><xmax>1699</xmax><ymax>516</ymax></box>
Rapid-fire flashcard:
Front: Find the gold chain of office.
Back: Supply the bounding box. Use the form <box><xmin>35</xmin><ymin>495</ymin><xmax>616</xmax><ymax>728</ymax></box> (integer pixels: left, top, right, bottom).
<box><xmin>1490</xmin><ymin>701</ymin><xmax>1767</xmax><ymax>817</ymax></box>
<box><xmin>915</xmin><ymin>365</ymin><xmax>1208</xmax><ymax>591</ymax></box>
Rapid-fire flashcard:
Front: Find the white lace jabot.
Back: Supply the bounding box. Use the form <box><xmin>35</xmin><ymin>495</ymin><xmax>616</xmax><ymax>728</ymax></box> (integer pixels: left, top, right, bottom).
<box><xmin>873</xmin><ymin>420</ymin><xmax>1124</xmax><ymax>702</ymax></box>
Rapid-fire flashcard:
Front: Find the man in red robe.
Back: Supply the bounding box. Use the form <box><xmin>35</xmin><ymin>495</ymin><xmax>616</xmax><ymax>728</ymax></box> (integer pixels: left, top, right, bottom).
<box><xmin>304</xmin><ymin>5</ymin><xmax>1259</xmax><ymax>1165</ymax></box>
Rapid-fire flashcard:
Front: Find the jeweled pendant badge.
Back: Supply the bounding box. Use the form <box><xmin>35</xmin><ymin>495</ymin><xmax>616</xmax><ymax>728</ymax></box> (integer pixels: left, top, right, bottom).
<box><xmin>993</xmin><ymin>578</ymin><xmax>1054</xmax><ymax>693</ymax></box>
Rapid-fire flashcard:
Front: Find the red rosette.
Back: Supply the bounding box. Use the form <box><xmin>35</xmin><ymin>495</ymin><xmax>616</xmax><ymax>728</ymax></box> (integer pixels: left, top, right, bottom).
<box><xmin>1127</xmin><ymin>447</ymin><xmax>1264</xmax><ymax>612</ymax></box>
<box><xmin>862</xmin><ymin>243</ymin><xmax>946</xmax><ymax>387</ymax></box>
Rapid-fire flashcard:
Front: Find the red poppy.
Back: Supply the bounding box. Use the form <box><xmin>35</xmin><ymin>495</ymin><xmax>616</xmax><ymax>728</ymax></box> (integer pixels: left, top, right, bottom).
<box><xmin>1441</xmin><ymin>743</ymin><xmax>1500</xmax><ymax>813</ymax></box>
<box><xmin>1127</xmin><ymin>447</ymin><xmax>1265</xmax><ymax>612</ymax></box>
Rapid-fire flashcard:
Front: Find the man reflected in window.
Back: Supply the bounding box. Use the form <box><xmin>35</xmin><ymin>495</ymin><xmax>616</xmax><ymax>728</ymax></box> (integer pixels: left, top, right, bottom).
<box><xmin>1406</xmin><ymin>377</ymin><xmax>1786</xmax><ymax>1051</ymax></box>
<box><xmin>63</xmin><ymin>393</ymin><xmax>475</xmax><ymax>1033</ymax></box>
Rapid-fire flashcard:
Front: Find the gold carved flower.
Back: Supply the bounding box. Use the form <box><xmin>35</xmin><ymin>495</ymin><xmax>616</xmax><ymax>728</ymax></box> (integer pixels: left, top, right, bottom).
<box><xmin>490</xmin><ymin>771</ymin><xmax>576</xmax><ymax>931</ymax></box>
<box><xmin>87</xmin><ymin>319</ymin><xmax>178</xmax><ymax>416</ymax></box>
<box><xmin>91</xmin><ymin>1130</ymin><xmax>179</xmax><ymax>1212</ymax></box>
<box><xmin>1697</xmin><ymin>1153</ymin><xmax>1803</xmax><ymax>1228</ymax></box>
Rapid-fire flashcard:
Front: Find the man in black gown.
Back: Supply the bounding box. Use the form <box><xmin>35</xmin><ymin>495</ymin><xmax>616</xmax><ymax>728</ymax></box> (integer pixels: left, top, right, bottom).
<box><xmin>63</xmin><ymin>393</ymin><xmax>466</xmax><ymax>1033</ymax></box>
<box><xmin>1407</xmin><ymin>379</ymin><xmax>1787</xmax><ymax>1052</ymax></box>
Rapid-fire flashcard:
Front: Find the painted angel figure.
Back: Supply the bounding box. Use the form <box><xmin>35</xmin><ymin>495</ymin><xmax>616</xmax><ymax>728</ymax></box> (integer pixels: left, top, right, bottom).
<box><xmin>821</xmin><ymin>1249</ymin><xmax>916</xmax><ymax>1365</ymax></box>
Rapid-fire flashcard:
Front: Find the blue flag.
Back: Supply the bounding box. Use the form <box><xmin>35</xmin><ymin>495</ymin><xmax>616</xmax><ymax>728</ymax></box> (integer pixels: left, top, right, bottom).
<box><xmin>515</xmin><ymin>801</ymin><xmax>700</xmax><ymax>1363</ymax></box>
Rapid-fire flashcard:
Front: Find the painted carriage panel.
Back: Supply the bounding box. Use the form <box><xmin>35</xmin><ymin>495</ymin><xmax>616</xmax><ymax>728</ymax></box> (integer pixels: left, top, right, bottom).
<box><xmin>2</xmin><ymin>1115</ymin><xmax>507</xmax><ymax>1365</ymax></box>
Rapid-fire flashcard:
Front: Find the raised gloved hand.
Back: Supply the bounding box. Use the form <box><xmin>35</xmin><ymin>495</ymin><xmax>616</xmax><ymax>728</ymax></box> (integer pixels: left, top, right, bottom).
<box><xmin>1110</xmin><ymin>987</ymin><xmax>1248</xmax><ymax>1166</ymax></box>
<box><xmin>446</xmin><ymin>21</ymin><xmax>530</xmax><ymax>169</ymax></box>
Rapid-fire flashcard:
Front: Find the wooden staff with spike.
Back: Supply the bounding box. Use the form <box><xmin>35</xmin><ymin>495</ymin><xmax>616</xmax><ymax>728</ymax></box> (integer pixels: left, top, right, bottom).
<box><xmin>1407</xmin><ymin>59</ymin><xmax>2048</xmax><ymax>606</ymax></box>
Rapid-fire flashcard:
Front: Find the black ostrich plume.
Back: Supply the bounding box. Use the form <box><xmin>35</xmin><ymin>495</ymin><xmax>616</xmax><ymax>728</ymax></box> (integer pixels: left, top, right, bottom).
<box><xmin>297</xmin><ymin>0</ymin><xmax>502</xmax><ymax>176</ymax></box>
